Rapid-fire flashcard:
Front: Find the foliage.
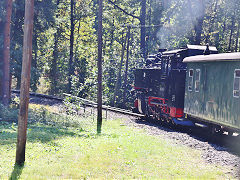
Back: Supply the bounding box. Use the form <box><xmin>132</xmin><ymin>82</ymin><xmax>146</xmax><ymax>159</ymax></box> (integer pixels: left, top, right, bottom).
<box><xmin>28</xmin><ymin>104</ymin><xmax>86</xmax><ymax>128</ymax></box>
<box><xmin>1</xmin><ymin>0</ymin><xmax>240</xmax><ymax>107</ymax></box>
<box><xmin>0</xmin><ymin>103</ymin><xmax>18</xmax><ymax>122</ymax></box>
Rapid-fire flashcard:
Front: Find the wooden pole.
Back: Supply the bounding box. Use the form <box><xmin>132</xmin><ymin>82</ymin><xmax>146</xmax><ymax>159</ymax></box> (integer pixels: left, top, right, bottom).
<box><xmin>97</xmin><ymin>0</ymin><xmax>103</xmax><ymax>134</ymax></box>
<box><xmin>16</xmin><ymin>0</ymin><xmax>34</xmax><ymax>166</ymax></box>
<box><xmin>2</xmin><ymin>0</ymin><xmax>13</xmax><ymax>106</ymax></box>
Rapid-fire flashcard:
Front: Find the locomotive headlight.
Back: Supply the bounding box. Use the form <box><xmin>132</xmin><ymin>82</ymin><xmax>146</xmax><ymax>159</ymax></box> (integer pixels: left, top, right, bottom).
<box><xmin>149</xmin><ymin>88</ymin><xmax>152</xmax><ymax>91</ymax></box>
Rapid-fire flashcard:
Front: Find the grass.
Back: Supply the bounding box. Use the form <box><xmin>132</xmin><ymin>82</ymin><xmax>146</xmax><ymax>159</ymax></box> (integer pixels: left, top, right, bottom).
<box><xmin>0</xmin><ymin>104</ymin><xmax>233</xmax><ymax>179</ymax></box>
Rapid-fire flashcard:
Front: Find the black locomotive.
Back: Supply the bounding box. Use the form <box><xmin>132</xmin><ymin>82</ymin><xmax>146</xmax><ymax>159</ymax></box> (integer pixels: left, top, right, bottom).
<box><xmin>133</xmin><ymin>45</ymin><xmax>240</xmax><ymax>135</ymax></box>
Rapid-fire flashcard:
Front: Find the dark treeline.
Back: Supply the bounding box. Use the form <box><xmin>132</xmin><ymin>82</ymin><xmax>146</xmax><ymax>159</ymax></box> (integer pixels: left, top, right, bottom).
<box><xmin>0</xmin><ymin>0</ymin><xmax>240</xmax><ymax>107</ymax></box>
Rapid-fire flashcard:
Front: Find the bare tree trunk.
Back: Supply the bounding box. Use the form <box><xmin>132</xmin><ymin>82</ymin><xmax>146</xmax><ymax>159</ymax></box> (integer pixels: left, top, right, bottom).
<box><xmin>50</xmin><ymin>0</ymin><xmax>60</xmax><ymax>95</ymax></box>
<box><xmin>140</xmin><ymin>0</ymin><xmax>146</xmax><ymax>59</ymax></box>
<box><xmin>16</xmin><ymin>0</ymin><xmax>34</xmax><ymax>166</ymax></box>
<box><xmin>147</xmin><ymin>0</ymin><xmax>152</xmax><ymax>55</ymax></box>
<box><xmin>31</xmin><ymin>35</ymin><xmax>38</xmax><ymax>92</ymax></box>
<box><xmin>68</xmin><ymin>0</ymin><xmax>75</xmax><ymax>93</ymax></box>
<box><xmin>112</xmin><ymin>30</ymin><xmax>127</xmax><ymax>106</ymax></box>
<box><xmin>2</xmin><ymin>0</ymin><xmax>13</xmax><ymax>106</ymax></box>
<box><xmin>97</xmin><ymin>0</ymin><xmax>103</xmax><ymax>134</ymax></box>
<box><xmin>110</xmin><ymin>17</ymin><xmax>115</xmax><ymax>57</ymax></box>
<box><xmin>205</xmin><ymin>0</ymin><xmax>218</xmax><ymax>44</ymax></box>
<box><xmin>194</xmin><ymin>0</ymin><xmax>205</xmax><ymax>45</ymax></box>
<box><xmin>187</xmin><ymin>0</ymin><xmax>195</xmax><ymax>44</ymax></box>
<box><xmin>122</xmin><ymin>26</ymin><xmax>131</xmax><ymax>108</ymax></box>
<box><xmin>235</xmin><ymin>23</ymin><xmax>239</xmax><ymax>52</ymax></box>
<box><xmin>228</xmin><ymin>16</ymin><xmax>235</xmax><ymax>52</ymax></box>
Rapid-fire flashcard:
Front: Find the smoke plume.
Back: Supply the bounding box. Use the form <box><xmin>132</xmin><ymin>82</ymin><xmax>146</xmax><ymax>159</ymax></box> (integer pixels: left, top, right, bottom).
<box><xmin>157</xmin><ymin>0</ymin><xmax>206</xmax><ymax>49</ymax></box>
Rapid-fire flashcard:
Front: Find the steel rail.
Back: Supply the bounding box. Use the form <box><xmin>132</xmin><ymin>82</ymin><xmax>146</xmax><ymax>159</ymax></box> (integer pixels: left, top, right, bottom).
<box><xmin>63</xmin><ymin>93</ymin><xmax>144</xmax><ymax>117</ymax></box>
<box><xmin>11</xmin><ymin>90</ymin><xmax>144</xmax><ymax>117</ymax></box>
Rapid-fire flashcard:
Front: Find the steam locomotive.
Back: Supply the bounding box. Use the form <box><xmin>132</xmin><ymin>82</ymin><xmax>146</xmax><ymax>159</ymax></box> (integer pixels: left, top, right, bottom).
<box><xmin>133</xmin><ymin>45</ymin><xmax>240</xmax><ymax>135</ymax></box>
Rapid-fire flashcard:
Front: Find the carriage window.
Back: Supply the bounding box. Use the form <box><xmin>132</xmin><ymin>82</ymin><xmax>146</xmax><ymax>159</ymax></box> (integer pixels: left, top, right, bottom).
<box><xmin>195</xmin><ymin>69</ymin><xmax>201</xmax><ymax>92</ymax></box>
<box><xmin>188</xmin><ymin>69</ymin><xmax>194</xmax><ymax>91</ymax></box>
<box><xmin>233</xmin><ymin>69</ymin><xmax>240</xmax><ymax>98</ymax></box>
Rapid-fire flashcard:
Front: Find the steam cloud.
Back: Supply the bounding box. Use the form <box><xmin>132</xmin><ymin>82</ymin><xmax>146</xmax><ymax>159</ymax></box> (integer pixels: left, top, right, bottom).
<box><xmin>157</xmin><ymin>0</ymin><xmax>206</xmax><ymax>49</ymax></box>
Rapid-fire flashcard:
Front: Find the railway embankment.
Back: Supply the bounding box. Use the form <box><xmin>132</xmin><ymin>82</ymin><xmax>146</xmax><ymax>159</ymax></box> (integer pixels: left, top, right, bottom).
<box><xmin>0</xmin><ymin>94</ymin><xmax>239</xmax><ymax>178</ymax></box>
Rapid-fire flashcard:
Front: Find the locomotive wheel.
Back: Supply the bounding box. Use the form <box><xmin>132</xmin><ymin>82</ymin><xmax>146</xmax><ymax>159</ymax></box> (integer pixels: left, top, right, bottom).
<box><xmin>210</xmin><ymin>125</ymin><xmax>223</xmax><ymax>135</ymax></box>
<box><xmin>171</xmin><ymin>118</ymin><xmax>176</xmax><ymax>126</ymax></box>
<box><xmin>132</xmin><ymin>107</ymin><xmax>139</xmax><ymax>113</ymax></box>
<box><xmin>228</xmin><ymin>131</ymin><xmax>233</xmax><ymax>136</ymax></box>
<box><xmin>160</xmin><ymin>117</ymin><xmax>165</xmax><ymax>122</ymax></box>
<box><xmin>167</xmin><ymin>117</ymin><xmax>171</xmax><ymax>124</ymax></box>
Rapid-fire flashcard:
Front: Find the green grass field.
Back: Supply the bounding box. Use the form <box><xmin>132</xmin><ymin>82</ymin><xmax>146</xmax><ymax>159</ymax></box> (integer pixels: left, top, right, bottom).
<box><xmin>0</xmin><ymin>104</ymin><xmax>232</xmax><ymax>179</ymax></box>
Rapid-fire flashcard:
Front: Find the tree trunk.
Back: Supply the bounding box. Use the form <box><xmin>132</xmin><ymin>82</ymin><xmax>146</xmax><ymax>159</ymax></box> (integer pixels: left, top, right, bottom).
<box><xmin>147</xmin><ymin>0</ymin><xmax>152</xmax><ymax>55</ymax></box>
<box><xmin>205</xmin><ymin>0</ymin><xmax>218</xmax><ymax>44</ymax></box>
<box><xmin>235</xmin><ymin>23</ymin><xmax>239</xmax><ymax>52</ymax></box>
<box><xmin>122</xmin><ymin>26</ymin><xmax>131</xmax><ymax>108</ymax></box>
<box><xmin>68</xmin><ymin>0</ymin><xmax>75</xmax><ymax>93</ymax></box>
<box><xmin>140</xmin><ymin>0</ymin><xmax>146</xmax><ymax>59</ymax></box>
<box><xmin>50</xmin><ymin>0</ymin><xmax>60</xmax><ymax>95</ymax></box>
<box><xmin>16</xmin><ymin>0</ymin><xmax>34</xmax><ymax>166</ymax></box>
<box><xmin>187</xmin><ymin>0</ymin><xmax>195</xmax><ymax>44</ymax></box>
<box><xmin>228</xmin><ymin>16</ymin><xmax>235</xmax><ymax>52</ymax></box>
<box><xmin>31</xmin><ymin>35</ymin><xmax>38</xmax><ymax>92</ymax></box>
<box><xmin>2</xmin><ymin>0</ymin><xmax>13</xmax><ymax>106</ymax></box>
<box><xmin>110</xmin><ymin>18</ymin><xmax>115</xmax><ymax>57</ymax></box>
<box><xmin>112</xmin><ymin>30</ymin><xmax>127</xmax><ymax>106</ymax></box>
<box><xmin>194</xmin><ymin>0</ymin><xmax>205</xmax><ymax>45</ymax></box>
<box><xmin>214</xmin><ymin>31</ymin><xmax>220</xmax><ymax>50</ymax></box>
<box><xmin>97</xmin><ymin>0</ymin><xmax>103</xmax><ymax>134</ymax></box>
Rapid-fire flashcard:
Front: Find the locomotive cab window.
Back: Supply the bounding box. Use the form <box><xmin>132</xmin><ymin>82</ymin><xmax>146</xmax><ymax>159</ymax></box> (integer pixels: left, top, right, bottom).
<box><xmin>233</xmin><ymin>69</ymin><xmax>240</xmax><ymax>98</ymax></box>
<box><xmin>188</xmin><ymin>69</ymin><xmax>194</xmax><ymax>91</ymax></box>
<box><xmin>195</xmin><ymin>69</ymin><xmax>201</xmax><ymax>92</ymax></box>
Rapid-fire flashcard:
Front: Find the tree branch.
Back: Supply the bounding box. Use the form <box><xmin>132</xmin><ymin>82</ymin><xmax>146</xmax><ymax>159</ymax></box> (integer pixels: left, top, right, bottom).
<box><xmin>108</xmin><ymin>0</ymin><xmax>140</xmax><ymax>20</ymax></box>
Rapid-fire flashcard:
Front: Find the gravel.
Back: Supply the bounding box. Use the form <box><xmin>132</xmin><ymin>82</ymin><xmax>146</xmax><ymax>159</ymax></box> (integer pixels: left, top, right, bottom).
<box><xmin>122</xmin><ymin>116</ymin><xmax>240</xmax><ymax>178</ymax></box>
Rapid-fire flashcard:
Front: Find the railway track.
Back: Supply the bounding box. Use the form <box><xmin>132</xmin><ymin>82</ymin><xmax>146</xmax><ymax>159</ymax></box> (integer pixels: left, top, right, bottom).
<box><xmin>63</xmin><ymin>93</ymin><xmax>144</xmax><ymax>117</ymax></box>
<box><xmin>12</xmin><ymin>90</ymin><xmax>62</xmax><ymax>101</ymax></box>
<box><xmin>12</xmin><ymin>90</ymin><xmax>144</xmax><ymax>118</ymax></box>
<box><xmin>11</xmin><ymin>90</ymin><xmax>240</xmax><ymax>150</ymax></box>
<box><xmin>11</xmin><ymin>90</ymin><xmax>240</xmax><ymax>177</ymax></box>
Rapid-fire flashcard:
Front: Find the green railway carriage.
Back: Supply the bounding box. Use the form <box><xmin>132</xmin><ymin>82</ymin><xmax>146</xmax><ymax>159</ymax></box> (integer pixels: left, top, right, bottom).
<box><xmin>183</xmin><ymin>53</ymin><xmax>240</xmax><ymax>132</ymax></box>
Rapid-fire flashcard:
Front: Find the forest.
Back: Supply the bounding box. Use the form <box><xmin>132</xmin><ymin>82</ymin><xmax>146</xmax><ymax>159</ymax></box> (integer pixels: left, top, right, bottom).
<box><xmin>1</xmin><ymin>0</ymin><xmax>240</xmax><ymax>178</ymax></box>
<box><xmin>0</xmin><ymin>0</ymin><xmax>240</xmax><ymax>107</ymax></box>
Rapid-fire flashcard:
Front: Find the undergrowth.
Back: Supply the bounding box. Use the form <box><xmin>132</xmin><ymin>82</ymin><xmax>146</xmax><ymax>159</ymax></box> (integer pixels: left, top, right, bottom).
<box><xmin>0</xmin><ymin>96</ymin><xmax>93</xmax><ymax>129</ymax></box>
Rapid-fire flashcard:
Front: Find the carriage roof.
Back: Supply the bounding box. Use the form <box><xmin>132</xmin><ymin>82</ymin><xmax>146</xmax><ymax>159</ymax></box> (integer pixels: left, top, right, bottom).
<box><xmin>183</xmin><ymin>52</ymin><xmax>240</xmax><ymax>63</ymax></box>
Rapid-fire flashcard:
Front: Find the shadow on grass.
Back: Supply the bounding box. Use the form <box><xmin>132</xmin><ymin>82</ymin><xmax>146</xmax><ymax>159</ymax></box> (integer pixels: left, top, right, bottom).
<box><xmin>0</xmin><ymin>121</ymin><xmax>91</xmax><ymax>146</ymax></box>
<box><xmin>9</xmin><ymin>164</ymin><xmax>24</xmax><ymax>180</ymax></box>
